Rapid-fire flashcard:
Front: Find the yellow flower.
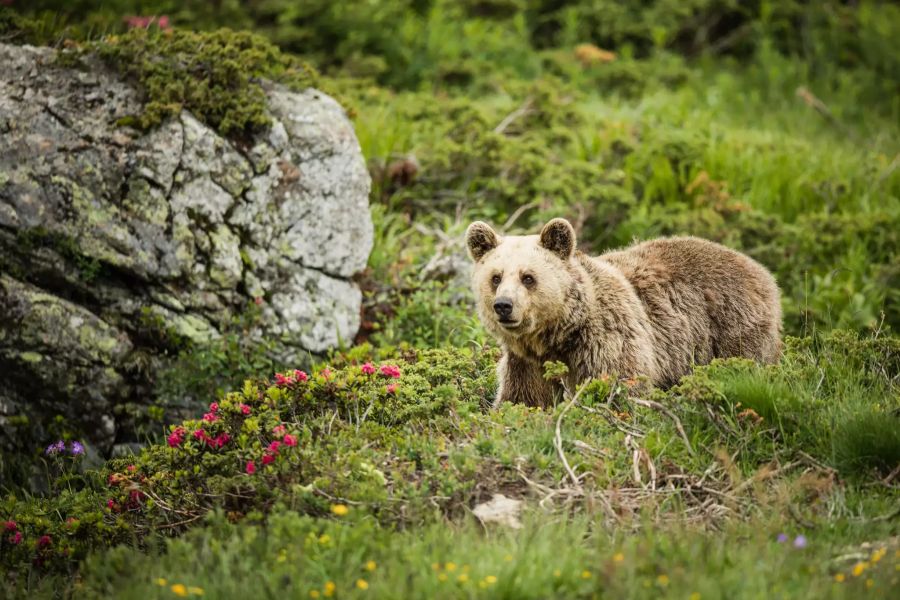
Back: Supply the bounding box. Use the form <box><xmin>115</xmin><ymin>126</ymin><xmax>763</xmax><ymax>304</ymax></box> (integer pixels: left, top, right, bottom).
<box><xmin>613</xmin><ymin>553</ymin><xmax>625</xmax><ymax>563</ymax></box>
<box><xmin>445</xmin><ymin>562</ymin><xmax>457</xmax><ymax>572</ymax></box>
<box><xmin>323</xmin><ymin>581</ymin><xmax>336</xmax><ymax>597</ymax></box>
<box><xmin>553</xmin><ymin>569</ymin><xmax>561</xmax><ymax>578</ymax></box>
<box><xmin>438</xmin><ymin>573</ymin><xmax>448</xmax><ymax>582</ymax></box>
<box><xmin>485</xmin><ymin>575</ymin><xmax>498</xmax><ymax>585</ymax></box>
<box><xmin>457</xmin><ymin>574</ymin><xmax>469</xmax><ymax>583</ymax></box>
<box><xmin>356</xmin><ymin>579</ymin><xmax>369</xmax><ymax>590</ymax></box>
<box><xmin>852</xmin><ymin>562</ymin><xmax>868</xmax><ymax>577</ymax></box>
<box><xmin>319</xmin><ymin>534</ymin><xmax>331</xmax><ymax>545</ymax></box>
<box><xmin>834</xmin><ymin>573</ymin><xmax>845</xmax><ymax>583</ymax></box>
<box><xmin>479</xmin><ymin>581</ymin><xmax>488</xmax><ymax>589</ymax></box>
<box><xmin>431</xmin><ymin>562</ymin><xmax>441</xmax><ymax>571</ymax></box>
<box><xmin>504</xmin><ymin>554</ymin><xmax>513</xmax><ymax>562</ymax></box>
<box><xmin>872</xmin><ymin>548</ymin><xmax>886</xmax><ymax>563</ymax></box>
<box><xmin>366</xmin><ymin>560</ymin><xmax>377</xmax><ymax>571</ymax></box>
<box><xmin>171</xmin><ymin>584</ymin><xmax>188</xmax><ymax>597</ymax></box>
<box><xmin>309</xmin><ymin>592</ymin><xmax>320</xmax><ymax>599</ymax></box>
<box><xmin>689</xmin><ymin>593</ymin><xmax>701</xmax><ymax>600</ymax></box>
<box><xmin>865</xmin><ymin>578</ymin><xmax>874</xmax><ymax>589</ymax></box>
<box><xmin>188</xmin><ymin>587</ymin><xmax>204</xmax><ymax>596</ymax></box>
<box><xmin>155</xmin><ymin>578</ymin><xmax>168</xmax><ymax>586</ymax></box>
<box><xmin>463</xmin><ymin>564</ymin><xmax>471</xmax><ymax>573</ymax></box>
<box><xmin>581</xmin><ymin>570</ymin><xmax>592</xmax><ymax>579</ymax></box>
<box><xmin>277</xmin><ymin>552</ymin><xmax>287</xmax><ymax>563</ymax></box>
<box><xmin>331</xmin><ymin>504</ymin><xmax>349</xmax><ymax>516</ymax></box>
<box><xmin>657</xmin><ymin>574</ymin><xmax>670</xmax><ymax>587</ymax></box>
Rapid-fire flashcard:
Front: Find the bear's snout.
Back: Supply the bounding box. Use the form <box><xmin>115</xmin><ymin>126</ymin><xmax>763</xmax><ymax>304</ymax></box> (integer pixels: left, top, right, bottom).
<box><xmin>493</xmin><ymin>297</ymin><xmax>514</xmax><ymax>320</ymax></box>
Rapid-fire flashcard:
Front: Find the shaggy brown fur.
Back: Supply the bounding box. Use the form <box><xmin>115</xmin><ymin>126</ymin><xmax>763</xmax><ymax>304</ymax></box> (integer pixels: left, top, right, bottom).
<box><xmin>466</xmin><ymin>218</ymin><xmax>782</xmax><ymax>408</ymax></box>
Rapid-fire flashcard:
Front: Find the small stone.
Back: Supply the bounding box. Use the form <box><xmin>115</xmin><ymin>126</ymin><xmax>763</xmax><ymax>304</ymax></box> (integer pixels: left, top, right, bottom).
<box><xmin>472</xmin><ymin>494</ymin><xmax>523</xmax><ymax>529</ymax></box>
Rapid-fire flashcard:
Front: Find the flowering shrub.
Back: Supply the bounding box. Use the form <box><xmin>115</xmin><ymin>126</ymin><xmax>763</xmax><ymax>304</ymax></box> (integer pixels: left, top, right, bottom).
<box><xmin>0</xmin><ymin>347</ymin><xmax>497</xmax><ymax>577</ymax></box>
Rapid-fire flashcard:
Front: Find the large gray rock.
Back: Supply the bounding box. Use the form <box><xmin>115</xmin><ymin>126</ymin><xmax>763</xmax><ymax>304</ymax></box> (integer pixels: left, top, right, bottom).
<box><xmin>0</xmin><ymin>43</ymin><xmax>372</xmax><ymax>451</ymax></box>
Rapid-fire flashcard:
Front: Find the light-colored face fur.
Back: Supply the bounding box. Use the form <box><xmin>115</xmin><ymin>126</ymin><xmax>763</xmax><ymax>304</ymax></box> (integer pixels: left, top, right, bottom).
<box><xmin>466</xmin><ymin>219</ymin><xmax>577</xmax><ymax>343</ymax></box>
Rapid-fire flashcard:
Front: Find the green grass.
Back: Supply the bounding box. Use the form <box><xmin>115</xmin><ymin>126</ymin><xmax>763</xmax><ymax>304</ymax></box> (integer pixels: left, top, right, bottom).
<box><xmin>30</xmin><ymin>508</ymin><xmax>900</xmax><ymax>599</ymax></box>
<box><xmin>3</xmin><ymin>336</ymin><xmax>898</xmax><ymax>599</ymax></box>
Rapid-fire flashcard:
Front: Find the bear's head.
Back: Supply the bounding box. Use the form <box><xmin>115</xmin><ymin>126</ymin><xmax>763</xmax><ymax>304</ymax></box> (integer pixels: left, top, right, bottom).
<box><xmin>466</xmin><ymin>218</ymin><xmax>578</xmax><ymax>342</ymax></box>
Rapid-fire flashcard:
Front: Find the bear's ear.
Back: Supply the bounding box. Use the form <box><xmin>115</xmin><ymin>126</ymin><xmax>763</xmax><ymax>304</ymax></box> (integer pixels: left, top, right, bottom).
<box><xmin>539</xmin><ymin>218</ymin><xmax>576</xmax><ymax>260</ymax></box>
<box><xmin>466</xmin><ymin>221</ymin><xmax>500</xmax><ymax>261</ymax></box>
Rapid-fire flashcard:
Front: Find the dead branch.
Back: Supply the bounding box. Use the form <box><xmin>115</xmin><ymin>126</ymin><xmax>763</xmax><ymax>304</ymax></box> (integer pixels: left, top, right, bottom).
<box><xmin>555</xmin><ymin>385</ymin><xmax>586</xmax><ymax>492</ymax></box>
<box><xmin>493</xmin><ymin>97</ymin><xmax>534</xmax><ymax>135</ymax></box>
<box><xmin>631</xmin><ymin>397</ymin><xmax>695</xmax><ymax>457</ymax></box>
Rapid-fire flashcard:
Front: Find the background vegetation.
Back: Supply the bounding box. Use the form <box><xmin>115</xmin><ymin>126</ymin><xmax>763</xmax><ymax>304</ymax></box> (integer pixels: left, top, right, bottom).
<box><xmin>1</xmin><ymin>1</ymin><xmax>898</xmax><ymax>598</ymax></box>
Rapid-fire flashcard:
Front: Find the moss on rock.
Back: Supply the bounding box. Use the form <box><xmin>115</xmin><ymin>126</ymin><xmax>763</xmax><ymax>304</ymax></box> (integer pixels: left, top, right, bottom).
<box><xmin>90</xmin><ymin>28</ymin><xmax>318</xmax><ymax>137</ymax></box>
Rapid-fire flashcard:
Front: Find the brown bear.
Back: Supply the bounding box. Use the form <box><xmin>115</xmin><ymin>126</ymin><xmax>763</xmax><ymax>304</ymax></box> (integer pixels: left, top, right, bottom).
<box><xmin>466</xmin><ymin>218</ymin><xmax>782</xmax><ymax>408</ymax></box>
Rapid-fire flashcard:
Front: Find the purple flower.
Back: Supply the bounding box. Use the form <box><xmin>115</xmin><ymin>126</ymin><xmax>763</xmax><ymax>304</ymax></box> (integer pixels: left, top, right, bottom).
<box><xmin>776</xmin><ymin>533</ymin><xmax>788</xmax><ymax>543</ymax></box>
<box><xmin>793</xmin><ymin>535</ymin><xmax>807</xmax><ymax>549</ymax></box>
<box><xmin>45</xmin><ymin>440</ymin><xmax>66</xmax><ymax>455</ymax></box>
<box><xmin>69</xmin><ymin>441</ymin><xmax>85</xmax><ymax>456</ymax></box>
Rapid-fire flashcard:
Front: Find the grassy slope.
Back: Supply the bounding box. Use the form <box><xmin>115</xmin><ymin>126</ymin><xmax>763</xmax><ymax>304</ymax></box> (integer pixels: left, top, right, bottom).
<box><xmin>5</xmin><ymin>337</ymin><xmax>899</xmax><ymax>598</ymax></box>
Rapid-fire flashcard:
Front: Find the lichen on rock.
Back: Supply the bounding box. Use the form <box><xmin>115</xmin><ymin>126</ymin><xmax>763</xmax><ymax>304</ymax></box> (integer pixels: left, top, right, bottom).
<box><xmin>0</xmin><ymin>39</ymin><xmax>372</xmax><ymax>456</ymax></box>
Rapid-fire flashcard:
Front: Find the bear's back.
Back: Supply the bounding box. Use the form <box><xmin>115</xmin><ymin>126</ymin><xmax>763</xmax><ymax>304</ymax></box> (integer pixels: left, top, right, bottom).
<box><xmin>595</xmin><ymin>236</ymin><xmax>781</xmax><ymax>385</ymax></box>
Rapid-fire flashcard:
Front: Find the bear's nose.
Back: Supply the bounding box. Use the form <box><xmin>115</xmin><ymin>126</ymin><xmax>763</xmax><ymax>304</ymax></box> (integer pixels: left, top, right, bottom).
<box><xmin>493</xmin><ymin>298</ymin><xmax>513</xmax><ymax>318</ymax></box>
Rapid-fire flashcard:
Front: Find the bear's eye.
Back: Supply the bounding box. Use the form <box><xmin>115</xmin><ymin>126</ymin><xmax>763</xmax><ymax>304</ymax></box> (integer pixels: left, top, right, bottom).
<box><xmin>491</xmin><ymin>274</ymin><xmax>502</xmax><ymax>286</ymax></box>
<box><xmin>521</xmin><ymin>274</ymin><xmax>536</xmax><ymax>286</ymax></box>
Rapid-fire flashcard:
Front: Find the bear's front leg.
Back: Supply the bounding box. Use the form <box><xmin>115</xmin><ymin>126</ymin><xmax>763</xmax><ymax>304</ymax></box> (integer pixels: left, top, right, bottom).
<box><xmin>493</xmin><ymin>351</ymin><xmax>559</xmax><ymax>409</ymax></box>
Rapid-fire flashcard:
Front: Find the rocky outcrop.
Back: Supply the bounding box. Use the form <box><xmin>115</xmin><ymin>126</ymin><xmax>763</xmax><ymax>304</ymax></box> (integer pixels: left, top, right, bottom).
<box><xmin>0</xmin><ymin>43</ymin><xmax>372</xmax><ymax>451</ymax></box>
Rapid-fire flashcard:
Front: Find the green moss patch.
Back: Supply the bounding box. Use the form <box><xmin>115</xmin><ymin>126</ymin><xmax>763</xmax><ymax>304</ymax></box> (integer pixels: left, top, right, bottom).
<box><xmin>90</xmin><ymin>28</ymin><xmax>317</xmax><ymax>136</ymax></box>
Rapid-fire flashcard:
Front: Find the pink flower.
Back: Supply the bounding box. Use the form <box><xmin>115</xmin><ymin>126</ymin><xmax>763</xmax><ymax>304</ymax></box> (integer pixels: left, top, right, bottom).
<box><xmin>254</xmin><ymin>296</ymin><xmax>264</xmax><ymax>306</ymax></box>
<box><xmin>202</xmin><ymin>412</ymin><xmax>218</xmax><ymax>423</ymax></box>
<box><xmin>167</xmin><ymin>427</ymin><xmax>186</xmax><ymax>447</ymax></box>
<box><xmin>106</xmin><ymin>499</ymin><xmax>116</xmax><ymax>510</ymax></box>
<box><xmin>37</xmin><ymin>535</ymin><xmax>52</xmax><ymax>548</ymax></box>
<box><xmin>9</xmin><ymin>531</ymin><xmax>22</xmax><ymax>545</ymax></box>
<box><xmin>380</xmin><ymin>365</ymin><xmax>401</xmax><ymax>378</ymax></box>
<box><xmin>274</xmin><ymin>372</ymin><xmax>293</xmax><ymax>386</ymax></box>
<box><xmin>209</xmin><ymin>433</ymin><xmax>231</xmax><ymax>449</ymax></box>
<box><xmin>123</xmin><ymin>15</ymin><xmax>171</xmax><ymax>30</ymax></box>
<box><xmin>126</xmin><ymin>465</ymin><xmax>137</xmax><ymax>473</ymax></box>
<box><xmin>123</xmin><ymin>16</ymin><xmax>148</xmax><ymax>29</ymax></box>
<box><xmin>245</xmin><ymin>461</ymin><xmax>256</xmax><ymax>475</ymax></box>
<box><xmin>361</xmin><ymin>362</ymin><xmax>376</xmax><ymax>375</ymax></box>
<box><xmin>283</xmin><ymin>434</ymin><xmax>297</xmax><ymax>447</ymax></box>
<box><xmin>4</xmin><ymin>521</ymin><xmax>16</xmax><ymax>532</ymax></box>
<box><xmin>193</xmin><ymin>429</ymin><xmax>210</xmax><ymax>442</ymax></box>
<box><xmin>267</xmin><ymin>440</ymin><xmax>282</xmax><ymax>454</ymax></box>
<box><xmin>386</xmin><ymin>383</ymin><xmax>398</xmax><ymax>394</ymax></box>
<box><xmin>209</xmin><ymin>402</ymin><xmax>219</xmax><ymax>413</ymax></box>
<box><xmin>272</xmin><ymin>424</ymin><xmax>286</xmax><ymax>437</ymax></box>
<box><xmin>321</xmin><ymin>368</ymin><xmax>332</xmax><ymax>380</ymax></box>
<box><xmin>261</xmin><ymin>453</ymin><xmax>275</xmax><ymax>466</ymax></box>
<box><xmin>240</xmin><ymin>403</ymin><xmax>251</xmax><ymax>415</ymax></box>
<box><xmin>294</xmin><ymin>370</ymin><xmax>309</xmax><ymax>382</ymax></box>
